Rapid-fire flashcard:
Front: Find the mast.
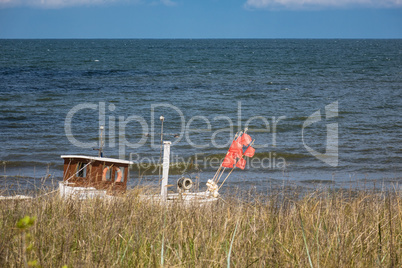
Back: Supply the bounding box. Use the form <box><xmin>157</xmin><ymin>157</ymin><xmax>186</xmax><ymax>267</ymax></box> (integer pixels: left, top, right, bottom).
<box><xmin>99</xmin><ymin>125</ymin><xmax>104</xmax><ymax>157</ymax></box>
<box><xmin>158</xmin><ymin>116</ymin><xmax>164</xmax><ymax>182</ymax></box>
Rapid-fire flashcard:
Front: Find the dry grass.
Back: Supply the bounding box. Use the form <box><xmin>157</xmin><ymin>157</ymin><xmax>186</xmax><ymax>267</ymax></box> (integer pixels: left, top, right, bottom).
<box><xmin>0</xmin><ymin>186</ymin><xmax>401</xmax><ymax>267</ymax></box>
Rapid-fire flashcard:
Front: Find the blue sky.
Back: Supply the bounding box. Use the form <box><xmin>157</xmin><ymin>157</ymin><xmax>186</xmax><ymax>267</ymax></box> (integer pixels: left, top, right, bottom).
<box><xmin>0</xmin><ymin>0</ymin><xmax>401</xmax><ymax>38</ymax></box>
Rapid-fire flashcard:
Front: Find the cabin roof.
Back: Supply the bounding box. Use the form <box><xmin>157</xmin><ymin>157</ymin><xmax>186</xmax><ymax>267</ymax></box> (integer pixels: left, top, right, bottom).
<box><xmin>61</xmin><ymin>155</ymin><xmax>133</xmax><ymax>165</ymax></box>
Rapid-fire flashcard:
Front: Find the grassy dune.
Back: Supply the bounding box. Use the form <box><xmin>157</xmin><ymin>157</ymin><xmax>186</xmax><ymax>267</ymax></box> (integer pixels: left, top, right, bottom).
<box><xmin>0</xmin><ymin>187</ymin><xmax>401</xmax><ymax>267</ymax></box>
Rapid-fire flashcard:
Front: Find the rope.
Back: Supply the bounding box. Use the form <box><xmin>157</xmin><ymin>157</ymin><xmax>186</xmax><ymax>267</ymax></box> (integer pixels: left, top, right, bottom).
<box><xmin>211</xmin><ymin>166</ymin><xmax>222</xmax><ymax>182</ymax></box>
<box><xmin>215</xmin><ymin>167</ymin><xmax>226</xmax><ymax>184</ymax></box>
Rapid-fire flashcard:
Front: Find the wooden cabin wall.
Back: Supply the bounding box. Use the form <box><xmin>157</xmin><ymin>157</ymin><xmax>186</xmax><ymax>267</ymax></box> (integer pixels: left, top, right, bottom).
<box><xmin>89</xmin><ymin>162</ymin><xmax>103</xmax><ymax>182</ymax></box>
<box><xmin>63</xmin><ymin>160</ymin><xmax>79</xmax><ymax>181</ymax></box>
<box><xmin>123</xmin><ymin>167</ymin><xmax>128</xmax><ymax>188</ymax></box>
<box><xmin>62</xmin><ymin>158</ymin><xmax>130</xmax><ymax>192</ymax></box>
<box><xmin>63</xmin><ymin>159</ymin><xmax>91</xmax><ymax>186</ymax></box>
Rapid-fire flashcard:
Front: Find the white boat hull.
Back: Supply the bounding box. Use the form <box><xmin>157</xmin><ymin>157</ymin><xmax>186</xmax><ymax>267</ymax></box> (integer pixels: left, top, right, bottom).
<box><xmin>59</xmin><ymin>182</ymin><xmax>107</xmax><ymax>200</ymax></box>
<box><xmin>140</xmin><ymin>192</ymin><xmax>218</xmax><ymax>205</ymax></box>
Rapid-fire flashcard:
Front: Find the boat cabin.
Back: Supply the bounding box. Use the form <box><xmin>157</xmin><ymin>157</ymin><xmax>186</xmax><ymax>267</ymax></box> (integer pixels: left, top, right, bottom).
<box><xmin>61</xmin><ymin>155</ymin><xmax>133</xmax><ymax>193</ymax></box>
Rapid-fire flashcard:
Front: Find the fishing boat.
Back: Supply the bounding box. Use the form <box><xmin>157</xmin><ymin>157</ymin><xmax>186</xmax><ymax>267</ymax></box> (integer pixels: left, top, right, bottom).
<box><xmin>59</xmin><ymin>121</ymin><xmax>256</xmax><ymax>203</ymax></box>
<box><xmin>138</xmin><ymin>141</ymin><xmax>219</xmax><ymax>204</ymax></box>
<box><xmin>59</xmin><ymin>155</ymin><xmax>133</xmax><ymax>199</ymax></box>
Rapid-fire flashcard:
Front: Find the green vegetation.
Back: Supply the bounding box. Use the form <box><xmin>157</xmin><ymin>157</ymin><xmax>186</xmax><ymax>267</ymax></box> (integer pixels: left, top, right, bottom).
<box><xmin>0</xmin><ymin>187</ymin><xmax>401</xmax><ymax>267</ymax></box>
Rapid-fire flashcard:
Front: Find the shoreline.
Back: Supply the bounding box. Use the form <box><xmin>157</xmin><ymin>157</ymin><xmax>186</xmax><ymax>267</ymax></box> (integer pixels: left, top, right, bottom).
<box><xmin>0</xmin><ymin>174</ymin><xmax>400</xmax><ymax>198</ymax></box>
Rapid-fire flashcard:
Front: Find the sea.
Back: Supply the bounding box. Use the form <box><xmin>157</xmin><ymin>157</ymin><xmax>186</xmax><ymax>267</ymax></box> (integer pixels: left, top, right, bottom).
<box><xmin>0</xmin><ymin>39</ymin><xmax>401</xmax><ymax>193</ymax></box>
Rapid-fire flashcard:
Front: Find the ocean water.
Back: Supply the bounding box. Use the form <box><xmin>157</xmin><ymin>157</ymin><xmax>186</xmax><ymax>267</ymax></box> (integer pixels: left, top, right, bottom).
<box><xmin>0</xmin><ymin>39</ymin><xmax>401</xmax><ymax>192</ymax></box>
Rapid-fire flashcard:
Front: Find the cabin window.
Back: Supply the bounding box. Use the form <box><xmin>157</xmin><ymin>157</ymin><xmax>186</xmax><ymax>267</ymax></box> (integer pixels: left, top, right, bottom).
<box><xmin>102</xmin><ymin>165</ymin><xmax>125</xmax><ymax>183</ymax></box>
<box><xmin>77</xmin><ymin>162</ymin><xmax>87</xmax><ymax>178</ymax></box>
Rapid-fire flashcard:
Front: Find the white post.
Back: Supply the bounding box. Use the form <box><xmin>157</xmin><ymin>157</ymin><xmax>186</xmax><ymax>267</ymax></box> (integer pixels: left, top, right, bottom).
<box><xmin>160</xmin><ymin>141</ymin><xmax>171</xmax><ymax>200</ymax></box>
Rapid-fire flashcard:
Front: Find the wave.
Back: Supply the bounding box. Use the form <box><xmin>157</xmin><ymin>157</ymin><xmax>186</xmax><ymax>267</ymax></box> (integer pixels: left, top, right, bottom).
<box><xmin>202</xmin><ymin>151</ymin><xmax>308</xmax><ymax>161</ymax></box>
<box><xmin>301</xmin><ymin>179</ymin><xmax>335</xmax><ymax>184</ymax></box>
<box><xmin>128</xmin><ymin>151</ymin><xmax>309</xmax><ymax>175</ymax></box>
<box><xmin>0</xmin><ymin>115</ymin><xmax>28</xmax><ymax>121</ymax></box>
<box><xmin>0</xmin><ymin>160</ymin><xmax>60</xmax><ymax>168</ymax></box>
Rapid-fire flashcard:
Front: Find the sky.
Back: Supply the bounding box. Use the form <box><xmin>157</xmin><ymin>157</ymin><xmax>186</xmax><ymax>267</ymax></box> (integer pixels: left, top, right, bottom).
<box><xmin>0</xmin><ymin>0</ymin><xmax>401</xmax><ymax>38</ymax></box>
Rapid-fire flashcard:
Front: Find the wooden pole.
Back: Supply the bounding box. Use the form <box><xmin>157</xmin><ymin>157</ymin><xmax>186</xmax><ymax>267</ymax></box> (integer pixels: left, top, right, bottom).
<box><xmin>160</xmin><ymin>141</ymin><xmax>171</xmax><ymax>200</ymax></box>
<box><xmin>215</xmin><ymin>167</ymin><xmax>226</xmax><ymax>184</ymax></box>
<box><xmin>218</xmin><ymin>167</ymin><xmax>235</xmax><ymax>191</ymax></box>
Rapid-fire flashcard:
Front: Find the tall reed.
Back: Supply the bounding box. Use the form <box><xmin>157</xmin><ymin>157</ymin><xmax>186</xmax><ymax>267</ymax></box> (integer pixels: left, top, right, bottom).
<box><xmin>0</xmin><ymin>186</ymin><xmax>401</xmax><ymax>267</ymax></box>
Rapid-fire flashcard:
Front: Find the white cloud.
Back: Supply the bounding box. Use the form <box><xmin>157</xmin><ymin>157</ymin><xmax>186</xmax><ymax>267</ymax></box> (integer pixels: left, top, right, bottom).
<box><xmin>160</xmin><ymin>0</ymin><xmax>176</xmax><ymax>6</ymax></box>
<box><xmin>245</xmin><ymin>0</ymin><xmax>402</xmax><ymax>9</ymax></box>
<box><xmin>149</xmin><ymin>0</ymin><xmax>177</xmax><ymax>7</ymax></box>
<box><xmin>0</xmin><ymin>0</ymin><xmax>141</xmax><ymax>8</ymax></box>
<box><xmin>0</xmin><ymin>0</ymin><xmax>178</xmax><ymax>8</ymax></box>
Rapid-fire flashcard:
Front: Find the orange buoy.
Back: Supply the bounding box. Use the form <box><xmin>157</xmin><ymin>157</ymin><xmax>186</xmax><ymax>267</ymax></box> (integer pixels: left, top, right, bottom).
<box><xmin>102</xmin><ymin>166</ymin><xmax>122</xmax><ymax>182</ymax></box>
